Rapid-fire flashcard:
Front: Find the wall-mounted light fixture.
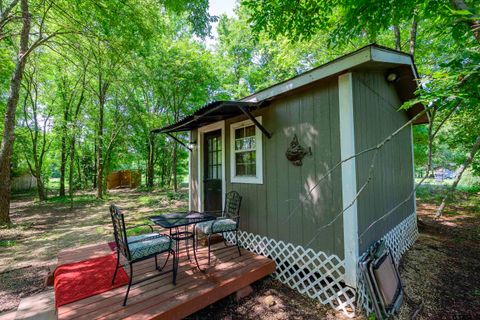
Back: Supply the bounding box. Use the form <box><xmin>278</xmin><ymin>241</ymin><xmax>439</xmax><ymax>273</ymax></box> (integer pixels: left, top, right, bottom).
<box><xmin>188</xmin><ymin>140</ymin><xmax>197</xmax><ymax>149</ymax></box>
<box><xmin>386</xmin><ymin>72</ymin><xmax>399</xmax><ymax>83</ymax></box>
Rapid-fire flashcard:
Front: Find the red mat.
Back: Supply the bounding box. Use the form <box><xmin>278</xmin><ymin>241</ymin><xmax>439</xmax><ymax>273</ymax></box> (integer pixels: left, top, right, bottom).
<box><xmin>54</xmin><ymin>254</ymin><xmax>129</xmax><ymax>307</ymax></box>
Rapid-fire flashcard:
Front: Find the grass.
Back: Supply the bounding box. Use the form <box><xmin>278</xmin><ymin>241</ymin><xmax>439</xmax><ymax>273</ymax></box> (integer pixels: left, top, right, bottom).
<box><xmin>0</xmin><ymin>240</ymin><xmax>17</xmax><ymax>247</ymax></box>
<box><xmin>416</xmin><ymin>181</ymin><xmax>480</xmax><ymax>220</ymax></box>
<box><xmin>138</xmin><ymin>195</ymin><xmax>163</xmax><ymax>206</ymax></box>
<box><xmin>45</xmin><ymin>194</ymin><xmax>102</xmax><ymax>205</ymax></box>
<box><xmin>126</xmin><ymin>224</ymin><xmax>155</xmax><ymax>236</ymax></box>
<box><xmin>138</xmin><ymin>191</ymin><xmax>188</xmax><ymax>207</ymax></box>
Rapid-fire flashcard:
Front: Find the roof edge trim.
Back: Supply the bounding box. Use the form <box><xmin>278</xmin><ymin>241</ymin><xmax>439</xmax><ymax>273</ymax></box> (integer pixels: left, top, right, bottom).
<box><xmin>240</xmin><ymin>44</ymin><xmax>417</xmax><ymax>103</ymax></box>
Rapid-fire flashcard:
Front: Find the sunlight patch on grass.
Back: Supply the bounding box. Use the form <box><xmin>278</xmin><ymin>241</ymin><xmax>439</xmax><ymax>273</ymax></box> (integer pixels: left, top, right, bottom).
<box><xmin>0</xmin><ymin>240</ymin><xmax>17</xmax><ymax>247</ymax></box>
<box><xmin>126</xmin><ymin>225</ymin><xmax>153</xmax><ymax>236</ymax></box>
<box><xmin>95</xmin><ymin>226</ymin><xmax>105</xmax><ymax>235</ymax></box>
<box><xmin>46</xmin><ymin>194</ymin><xmax>102</xmax><ymax>205</ymax></box>
<box><xmin>138</xmin><ymin>195</ymin><xmax>162</xmax><ymax>206</ymax></box>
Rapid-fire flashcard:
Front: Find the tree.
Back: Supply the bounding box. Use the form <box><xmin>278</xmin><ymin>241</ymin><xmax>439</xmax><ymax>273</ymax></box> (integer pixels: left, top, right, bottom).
<box><xmin>0</xmin><ymin>0</ymin><xmax>72</xmax><ymax>223</ymax></box>
<box><xmin>18</xmin><ymin>63</ymin><xmax>52</xmax><ymax>200</ymax></box>
<box><xmin>156</xmin><ymin>39</ymin><xmax>219</xmax><ymax>191</ymax></box>
<box><xmin>0</xmin><ymin>0</ymin><xmax>30</xmax><ymax>224</ymax></box>
<box><xmin>243</xmin><ymin>0</ymin><xmax>480</xmax><ymax>216</ymax></box>
<box><xmin>0</xmin><ymin>0</ymin><xmax>216</xmax><ymax>223</ymax></box>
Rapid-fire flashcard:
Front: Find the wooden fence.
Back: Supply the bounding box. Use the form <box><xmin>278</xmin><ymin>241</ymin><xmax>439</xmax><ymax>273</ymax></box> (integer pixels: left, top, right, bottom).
<box><xmin>107</xmin><ymin>170</ymin><xmax>141</xmax><ymax>189</ymax></box>
<box><xmin>12</xmin><ymin>174</ymin><xmax>37</xmax><ymax>191</ymax></box>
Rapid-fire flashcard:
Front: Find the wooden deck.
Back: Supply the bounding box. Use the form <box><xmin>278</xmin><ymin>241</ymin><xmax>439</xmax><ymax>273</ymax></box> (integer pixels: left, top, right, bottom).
<box><xmin>56</xmin><ymin>242</ymin><xmax>275</xmax><ymax>320</ymax></box>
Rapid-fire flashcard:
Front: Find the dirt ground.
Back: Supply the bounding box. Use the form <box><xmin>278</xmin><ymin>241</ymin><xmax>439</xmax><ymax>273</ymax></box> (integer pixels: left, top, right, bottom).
<box><xmin>397</xmin><ymin>190</ymin><xmax>480</xmax><ymax>319</ymax></box>
<box><xmin>0</xmin><ymin>187</ymin><xmax>479</xmax><ymax>319</ymax></box>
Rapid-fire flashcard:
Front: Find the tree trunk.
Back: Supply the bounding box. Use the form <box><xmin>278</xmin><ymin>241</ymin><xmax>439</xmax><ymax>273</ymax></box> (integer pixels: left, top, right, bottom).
<box><xmin>35</xmin><ymin>169</ymin><xmax>46</xmax><ymax>201</ymax></box>
<box><xmin>96</xmin><ymin>100</ymin><xmax>104</xmax><ymax>198</ymax></box>
<box><xmin>173</xmin><ymin>142</ymin><xmax>178</xmax><ymax>192</ymax></box>
<box><xmin>409</xmin><ymin>14</ymin><xmax>418</xmax><ymax>56</ymax></box>
<box><xmin>393</xmin><ymin>25</ymin><xmax>401</xmax><ymax>51</ymax></box>
<box><xmin>172</xmin><ymin>109</ymin><xmax>179</xmax><ymax>193</ymax></box>
<box><xmin>69</xmin><ymin>136</ymin><xmax>75</xmax><ymax>209</ymax></box>
<box><xmin>451</xmin><ymin>0</ymin><xmax>480</xmax><ymax>44</ymax></box>
<box><xmin>93</xmin><ymin>142</ymin><xmax>97</xmax><ymax>188</ymax></box>
<box><xmin>436</xmin><ymin>135</ymin><xmax>480</xmax><ymax>217</ymax></box>
<box><xmin>77</xmin><ymin>157</ymin><xmax>82</xmax><ymax>189</ymax></box>
<box><xmin>0</xmin><ymin>0</ymin><xmax>30</xmax><ymax>225</ymax></box>
<box><xmin>146</xmin><ymin>134</ymin><xmax>155</xmax><ymax>188</ymax></box>
<box><xmin>59</xmin><ymin>109</ymin><xmax>68</xmax><ymax>197</ymax></box>
<box><xmin>96</xmin><ymin>76</ymin><xmax>107</xmax><ymax>199</ymax></box>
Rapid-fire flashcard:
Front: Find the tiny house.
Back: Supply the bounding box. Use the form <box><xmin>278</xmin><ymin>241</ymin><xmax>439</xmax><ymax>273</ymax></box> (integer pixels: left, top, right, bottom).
<box><xmin>153</xmin><ymin>45</ymin><xmax>426</xmax><ymax>316</ymax></box>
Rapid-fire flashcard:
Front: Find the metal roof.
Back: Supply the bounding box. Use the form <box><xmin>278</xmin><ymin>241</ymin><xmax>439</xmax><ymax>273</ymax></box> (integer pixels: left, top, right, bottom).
<box><xmin>151</xmin><ymin>101</ymin><xmax>265</xmax><ymax>134</ymax></box>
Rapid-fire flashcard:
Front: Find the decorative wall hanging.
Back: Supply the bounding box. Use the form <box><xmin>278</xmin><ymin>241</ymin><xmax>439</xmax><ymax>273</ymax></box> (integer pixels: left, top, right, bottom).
<box><xmin>285</xmin><ymin>134</ymin><xmax>312</xmax><ymax>166</ymax></box>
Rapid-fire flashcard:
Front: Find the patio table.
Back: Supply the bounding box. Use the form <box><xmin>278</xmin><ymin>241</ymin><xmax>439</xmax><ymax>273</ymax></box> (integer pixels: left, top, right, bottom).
<box><xmin>149</xmin><ymin>212</ymin><xmax>216</xmax><ymax>271</ymax></box>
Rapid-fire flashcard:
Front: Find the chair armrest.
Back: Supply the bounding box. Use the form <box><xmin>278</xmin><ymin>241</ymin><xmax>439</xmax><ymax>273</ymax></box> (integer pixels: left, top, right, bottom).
<box><xmin>127</xmin><ymin>233</ymin><xmax>172</xmax><ymax>245</ymax></box>
<box><xmin>126</xmin><ymin>224</ymin><xmax>154</xmax><ymax>233</ymax></box>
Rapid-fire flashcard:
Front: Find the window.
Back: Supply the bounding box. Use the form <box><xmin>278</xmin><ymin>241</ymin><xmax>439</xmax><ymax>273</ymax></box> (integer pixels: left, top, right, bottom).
<box><xmin>230</xmin><ymin>117</ymin><xmax>263</xmax><ymax>184</ymax></box>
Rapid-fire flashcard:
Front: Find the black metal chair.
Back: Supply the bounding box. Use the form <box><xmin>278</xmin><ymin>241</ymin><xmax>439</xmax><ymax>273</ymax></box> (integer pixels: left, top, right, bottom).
<box><xmin>195</xmin><ymin>191</ymin><xmax>242</xmax><ymax>265</ymax></box>
<box><xmin>110</xmin><ymin>204</ymin><xmax>176</xmax><ymax>306</ymax></box>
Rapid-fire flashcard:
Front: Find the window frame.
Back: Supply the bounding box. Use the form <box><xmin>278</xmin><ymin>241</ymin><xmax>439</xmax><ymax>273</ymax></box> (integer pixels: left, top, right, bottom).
<box><xmin>230</xmin><ymin>117</ymin><xmax>263</xmax><ymax>184</ymax></box>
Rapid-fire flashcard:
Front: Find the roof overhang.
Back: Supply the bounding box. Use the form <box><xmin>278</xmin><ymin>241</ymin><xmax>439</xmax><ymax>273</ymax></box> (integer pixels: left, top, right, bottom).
<box><xmin>151</xmin><ymin>100</ymin><xmax>268</xmax><ymax>134</ymax></box>
<box><xmin>240</xmin><ymin>44</ymin><xmax>427</xmax><ymax>124</ymax></box>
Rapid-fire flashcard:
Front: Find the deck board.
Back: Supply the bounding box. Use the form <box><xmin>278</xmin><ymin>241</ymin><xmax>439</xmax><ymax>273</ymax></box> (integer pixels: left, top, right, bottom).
<box><xmin>56</xmin><ymin>242</ymin><xmax>275</xmax><ymax>320</ymax></box>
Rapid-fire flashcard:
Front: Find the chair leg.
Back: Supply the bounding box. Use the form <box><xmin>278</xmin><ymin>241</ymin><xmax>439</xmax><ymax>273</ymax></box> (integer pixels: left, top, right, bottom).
<box><xmin>236</xmin><ymin>230</ymin><xmax>241</xmax><ymax>256</ymax></box>
<box><xmin>111</xmin><ymin>250</ymin><xmax>120</xmax><ymax>285</ymax></box>
<box><xmin>155</xmin><ymin>254</ymin><xmax>158</xmax><ymax>270</ymax></box>
<box><xmin>207</xmin><ymin>234</ymin><xmax>211</xmax><ymax>265</ymax></box>
<box><xmin>123</xmin><ymin>263</ymin><xmax>133</xmax><ymax>306</ymax></box>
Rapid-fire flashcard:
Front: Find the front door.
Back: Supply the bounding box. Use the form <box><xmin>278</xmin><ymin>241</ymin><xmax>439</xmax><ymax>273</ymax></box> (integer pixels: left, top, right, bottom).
<box><xmin>203</xmin><ymin>130</ymin><xmax>222</xmax><ymax>212</ymax></box>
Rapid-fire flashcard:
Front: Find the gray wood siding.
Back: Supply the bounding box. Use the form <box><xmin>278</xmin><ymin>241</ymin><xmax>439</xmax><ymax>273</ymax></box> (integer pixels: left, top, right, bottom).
<box><xmin>225</xmin><ymin>79</ymin><xmax>344</xmax><ymax>257</ymax></box>
<box><xmin>352</xmin><ymin>72</ymin><xmax>415</xmax><ymax>253</ymax></box>
<box><xmin>190</xmin><ymin>129</ymin><xmax>200</xmax><ymax>211</ymax></box>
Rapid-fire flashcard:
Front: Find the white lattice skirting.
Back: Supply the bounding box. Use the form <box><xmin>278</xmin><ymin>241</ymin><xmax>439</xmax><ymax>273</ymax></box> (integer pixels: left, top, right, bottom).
<box><xmin>356</xmin><ymin>211</ymin><xmax>419</xmax><ymax>314</ymax></box>
<box><xmin>225</xmin><ymin>211</ymin><xmax>418</xmax><ymax>318</ymax></box>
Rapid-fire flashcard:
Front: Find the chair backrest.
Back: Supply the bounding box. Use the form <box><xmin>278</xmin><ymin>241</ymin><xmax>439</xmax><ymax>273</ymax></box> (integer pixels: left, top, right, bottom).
<box><xmin>223</xmin><ymin>191</ymin><xmax>242</xmax><ymax>220</ymax></box>
<box><xmin>110</xmin><ymin>204</ymin><xmax>131</xmax><ymax>260</ymax></box>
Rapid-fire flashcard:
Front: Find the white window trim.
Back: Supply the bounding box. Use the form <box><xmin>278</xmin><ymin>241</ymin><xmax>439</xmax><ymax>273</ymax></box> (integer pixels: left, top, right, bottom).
<box><xmin>230</xmin><ymin>117</ymin><xmax>263</xmax><ymax>184</ymax></box>
<box><xmin>197</xmin><ymin>121</ymin><xmax>226</xmax><ymax>212</ymax></box>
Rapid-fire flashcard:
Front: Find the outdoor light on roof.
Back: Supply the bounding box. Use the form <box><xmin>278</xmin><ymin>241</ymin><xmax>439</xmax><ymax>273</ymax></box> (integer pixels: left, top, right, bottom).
<box><xmin>386</xmin><ymin>72</ymin><xmax>399</xmax><ymax>83</ymax></box>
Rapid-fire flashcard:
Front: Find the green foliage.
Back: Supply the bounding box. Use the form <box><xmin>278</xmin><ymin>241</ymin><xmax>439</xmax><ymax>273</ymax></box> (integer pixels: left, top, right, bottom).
<box><xmin>0</xmin><ymin>239</ymin><xmax>17</xmax><ymax>247</ymax></box>
<box><xmin>138</xmin><ymin>195</ymin><xmax>162</xmax><ymax>206</ymax></box>
<box><xmin>45</xmin><ymin>194</ymin><xmax>101</xmax><ymax>205</ymax></box>
<box><xmin>125</xmin><ymin>224</ymin><xmax>153</xmax><ymax>237</ymax></box>
<box><xmin>243</xmin><ymin>0</ymin><xmax>480</xmax><ymax>185</ymax></box>
<box><xmin>2</xmin><ymin>0</ymin><xmax>479</xmax><ymax>206</ymax></box>
<box><xmin>1</xmin><ymin>0</ymin><xmax>223</xmax><ymax>197</ymax></box>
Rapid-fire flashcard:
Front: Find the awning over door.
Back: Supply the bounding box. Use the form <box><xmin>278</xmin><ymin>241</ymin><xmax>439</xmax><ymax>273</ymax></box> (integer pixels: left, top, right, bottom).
<box><xmin>151</xmin><ymin>100</ymin><xmax>270</xmax><ymax>134</ymax></box>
